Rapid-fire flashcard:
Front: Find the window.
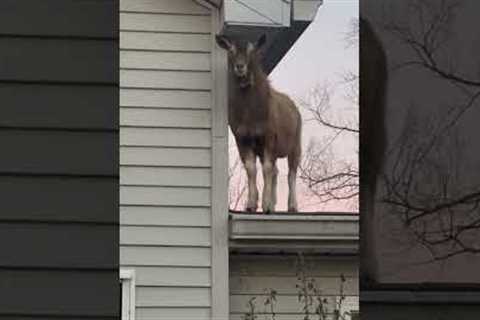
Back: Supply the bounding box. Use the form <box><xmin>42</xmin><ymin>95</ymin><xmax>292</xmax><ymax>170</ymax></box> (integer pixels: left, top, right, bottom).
<box><xmin>120</xmin><ymin>269</ymin><xmax>135</xmax><ymax>320</ymax></box>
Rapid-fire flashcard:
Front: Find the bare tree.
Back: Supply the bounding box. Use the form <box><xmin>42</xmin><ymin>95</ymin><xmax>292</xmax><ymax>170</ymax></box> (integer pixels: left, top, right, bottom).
<box><xmin>299</xmin><ymin>18</ymin><xmax>359</xmax><ymax>210</ymax></box>
<box><xmin>379</xmin><ymin>0</ymin><xmax>480</xmax><ymax>261</ymax></box>
<box><xmin>300</xmin><ymin>83</ymin><xmax>359</xmax><ymax>208</ymax></box>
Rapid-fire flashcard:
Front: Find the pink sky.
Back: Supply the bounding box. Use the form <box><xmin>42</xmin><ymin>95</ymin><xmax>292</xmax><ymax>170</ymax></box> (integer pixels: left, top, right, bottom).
<box><xmin>229</xmin><ymin>1</ymin><xmax>359</xmax><ymax>212</ymax></box>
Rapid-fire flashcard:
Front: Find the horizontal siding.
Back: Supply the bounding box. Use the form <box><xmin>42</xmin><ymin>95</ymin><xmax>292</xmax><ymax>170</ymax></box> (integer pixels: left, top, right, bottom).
<box><xmin>121</xmin><ymin>166</ymin><xmax>211</xmax><ymax>187</ymax></box>
<box><xmin>0</xmin><ymin>38</ymin><xmax>116</xmax><ymax>83</ymax></box>
<box><xmin>120</xmin><ymin>69</ymin><xmax>211</xmax><ymax>90</ymax></box>
<box><xmin>120</xmin><ymin>186</ymin><xmax>210</xmax><ymax>206</ymax></box>
<box><xmin>0</xmin><ymin>270</ymin><xmax>117</xmax><ymax>316</ymax></box>
<box><xmin>0</xmin><ymin>84</ymin><xmax>117</xmax><ymax>130</ymax></box>
<box><xmin>0</xmin><ymin>317</ymin><xmax>116</xmax><ymax>320</ymax></box>
<box><xmin>120</xmin><ymin>226</ymin><xmax>211</xmax><ymax>246</ymax></box>
<box><xmin>230</xmin><ymin>255</ymin><xmax>359</xmax><ymax>319</ymax></box>
<box><xmin>230</xmin><ymin>256</ymin><xmax>358</xmax><ymax>277</ymax></box>
<box><xmin>228</xmin><ymin>313</ymin><xmax>350</xmax><ymax>320</ymax></box>
<box><xmin>0</xmin><ymin>0</ymin><xmax>116</xmax><ymax>38</ymax></box>
<box><xmin>137</xmin><ymin>287</ymin><xmax>211</xmax><ymax>307</ymax></box>
<box><xmin>136</xmin><ymin>307</ymin><xmax>210</xmax><ymax>320</ymax></box>
<box><xmin>0</xmin><ymin>223</ymin><xmax>115</xmax><ymax>269</ymax></box>
<box><xmin>0</xmin><ymin>130</ymin><xmax>117</xmax><ymax>175</ymax></box>
<box><xmin>121</xmin><ymin>51</ymin><xmax>210</xmax><ymax>70</ymax></box>
<box><xmin>120</xmin><ymin>127</ymin><xmax>211</xmax><ymax>147</ymax></box>
<box><xmin>230</xmin><ymin>275</ymin><xmax>358</xmax><ymax>295</ymax></box>
<box><xmin>119</xmin><ymin>0</ymin><xmax>213</xmax><ymax>315</ymax></box>
<box><xmin>230</xmin><ymin>315</ymin><xmax>349</xmax><ymax>320</ymax></box>
<box><xmin>120</xmin><ymin>31</ymin><xmax>210</xmax><ymax>52</ymax></box>
<box><xmin>120</xmin><ymin>0</ymin><xmax>210</xmax><ymax>15</ymax></box>
<box><xmin>120</xmin><ymin>108</ymin><xmax>211</xmax><ymax>128</ymax></box>
<box><xmin>120</xmin><ymin>88</ymin><xmax>211</xmax><ymax>109</ymax></box>
<box><xmin>121</xmin><ymin>246</ymin><xmax>211</xmax><ymax>267</ymax></box>
<box><xmin>120</xmin><ymin>147</ymin><xmax>211</xmax><ymax>167</ymax></box>
<box><xmin>122</xmin><ymin>266</ymin><xmax>211</xmax><ymax>286</ymax></box>
<box><xmin>230</xmin><ymin>295</ymin><xmax>359</xmax><ymax>314</ymax></box>
<box><xmin>120</xmin><ymin>206</ymin><xmax>210</xmax><ymax>227</ymax></box>
<box><xmin>0</xmin><ymin>176</ymin><xmax>117</xmax><ymax>223</ymax></box>
<box><xmin>120</xmin><ymin>12</ymin><xmax>210</xmax><ymax>33</ymax></box>
<box><xmin>0</xmin><ymin>0</ymin><xmax>118</xmax><ymax>318</ymax></box>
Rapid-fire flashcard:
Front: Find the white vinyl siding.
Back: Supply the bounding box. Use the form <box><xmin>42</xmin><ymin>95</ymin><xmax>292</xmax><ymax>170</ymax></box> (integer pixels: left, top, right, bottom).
<box><xmin>230</xmin><ymin>255</ymin><xmax>359</xmax><ymax>320</ymax></box>
<box><xmin>119</xmin><ymin>0</ymin><xmax>213</xmax><ymax>319</ymax></box>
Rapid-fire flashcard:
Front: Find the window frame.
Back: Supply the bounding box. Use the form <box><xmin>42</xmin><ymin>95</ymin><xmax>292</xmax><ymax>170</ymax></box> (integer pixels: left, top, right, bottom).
<box><xmin>120</xmin><ymin>269</ymin><xmax>136</xmax><ymax>320</ymax></box>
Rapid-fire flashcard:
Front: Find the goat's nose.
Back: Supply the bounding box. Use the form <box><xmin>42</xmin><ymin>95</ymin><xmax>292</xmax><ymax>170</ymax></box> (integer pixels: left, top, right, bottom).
<box><xmin>235</xmin><ymin>64</ymin><xmax>245</xmax><ymax>72</ymax></box>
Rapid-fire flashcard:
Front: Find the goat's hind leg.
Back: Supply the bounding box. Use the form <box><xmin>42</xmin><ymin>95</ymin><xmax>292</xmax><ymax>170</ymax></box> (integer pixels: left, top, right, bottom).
<box><xmin>271</xmin><ymin>164</ymin><xmax>278</xmax><ymax>209</ymax></box>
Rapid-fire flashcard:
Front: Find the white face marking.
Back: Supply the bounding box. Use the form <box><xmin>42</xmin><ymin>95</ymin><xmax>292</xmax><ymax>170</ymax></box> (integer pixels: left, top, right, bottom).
<box><xmin>246</xmin><ymin>42</ymin><xmax>254</xmax><ymax>56</ymax></box>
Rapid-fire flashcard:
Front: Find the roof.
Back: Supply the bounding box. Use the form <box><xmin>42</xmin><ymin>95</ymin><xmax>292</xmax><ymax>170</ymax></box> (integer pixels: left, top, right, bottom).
<box><xmin>229</xmin><ymin>211</ymin><xmax>359</xmax><ymax>255</ymax></box>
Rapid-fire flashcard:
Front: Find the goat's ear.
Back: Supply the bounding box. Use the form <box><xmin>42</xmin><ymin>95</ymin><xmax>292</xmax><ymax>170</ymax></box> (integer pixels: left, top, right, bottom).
<box><xmin>255</xmin><ymin>33</ymin><xmax>267</xmax><ymax>50</ymax></box>
<box><xmin>216</xmin><ymin>34</ymin><xmax>233</xmax><ymax>51</ymax></box>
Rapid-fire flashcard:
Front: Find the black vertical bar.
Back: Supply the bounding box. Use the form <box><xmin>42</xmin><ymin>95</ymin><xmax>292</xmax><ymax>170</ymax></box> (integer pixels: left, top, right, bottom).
<box><xmin>0</xmin><ymin>0</ymin><xmax>119</xmax><ymax>318</ymax></box>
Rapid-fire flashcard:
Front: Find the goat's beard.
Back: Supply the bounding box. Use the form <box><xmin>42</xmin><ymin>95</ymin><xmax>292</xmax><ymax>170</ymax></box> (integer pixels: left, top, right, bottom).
<box><xmin>237</xmin><ymin>73</ymin><xmax>253</xmax><ymax>89</ymax></box>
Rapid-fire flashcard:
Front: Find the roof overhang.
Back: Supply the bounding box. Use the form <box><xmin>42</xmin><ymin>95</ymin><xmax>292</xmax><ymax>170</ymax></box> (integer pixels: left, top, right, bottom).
<box><xmin>218</xmin><ymin>0</ymin><xmax>323</xmax><ymax>74</ymax></box>
<box><xmin>229</xmin><ymin>212</ymin><xmax>359</xmax><ymax>255</ymax></box>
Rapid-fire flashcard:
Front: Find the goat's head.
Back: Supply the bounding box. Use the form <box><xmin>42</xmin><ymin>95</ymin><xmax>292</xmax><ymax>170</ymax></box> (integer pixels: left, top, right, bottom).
<box><xmin>215</xmin><ymin>33</ymin><xmax>267</xmax><ymax>87</ymax></box>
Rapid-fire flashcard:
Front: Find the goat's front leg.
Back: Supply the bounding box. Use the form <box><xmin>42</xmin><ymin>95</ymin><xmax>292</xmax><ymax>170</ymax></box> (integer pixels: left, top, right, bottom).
<box><xmin>243</xmin><ymin>151</ymin><xmax>258</xmax><ymax>212</ymax></box>
<box><xmin>287</xmin><ymin>150</ymin><xmax>300</xmax><ymax>212</ymax></box>
<box><xmin>261</xmin><ymin>157</ymin><xmax>275</xmax><ymax>213</ymax></box>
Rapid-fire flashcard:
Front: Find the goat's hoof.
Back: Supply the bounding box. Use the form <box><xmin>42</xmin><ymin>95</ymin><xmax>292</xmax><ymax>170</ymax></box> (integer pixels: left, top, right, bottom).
<box><xmin>262</xmin><ymin>205</ymin><xmax>274</xmax><ymax>214</ymax></box>
<box><xmin>288</xmin><ymin>207</ymin><xmax>298</xmax><ymax>213</ymax></box>
<box><xmin>245</xmin><ymin>207</ymin><xmax>257</xmax><ymax>213</ymax></box>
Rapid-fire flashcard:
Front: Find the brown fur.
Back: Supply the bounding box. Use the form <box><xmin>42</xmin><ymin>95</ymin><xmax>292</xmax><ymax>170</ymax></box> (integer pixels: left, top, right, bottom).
<box><xmin>216</xmin><ymin>34</ymin><xmax>302</xmax><ymax>213</ymax></box>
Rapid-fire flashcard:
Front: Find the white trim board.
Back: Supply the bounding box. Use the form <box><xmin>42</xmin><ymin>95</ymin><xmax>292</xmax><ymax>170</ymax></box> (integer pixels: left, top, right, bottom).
<box><xmin>194</xmin><ymin>1</ymin><xmax>230</xmax><ymax>319</ymax></box>
<box><xmin>120</xmin><ymin>269</ymin><xmax>136</xmax><ymax>320</ymax></box>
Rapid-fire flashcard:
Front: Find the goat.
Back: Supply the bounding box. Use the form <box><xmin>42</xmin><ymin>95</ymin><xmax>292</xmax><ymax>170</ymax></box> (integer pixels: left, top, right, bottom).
<box><xmin>359</xmin><ymin>17</ymin><xmax>387</xmax><ymax>284</ymax></box>
<box><xmin>216</xmin><ymin>33</ymin><xmax>302</xmax><ymax>213</ymax></box>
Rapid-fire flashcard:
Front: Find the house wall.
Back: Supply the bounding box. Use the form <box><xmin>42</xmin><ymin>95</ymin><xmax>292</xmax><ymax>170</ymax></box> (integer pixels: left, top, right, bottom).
<box><xmin>119</xmin><ymin>0</ymin><xmax>218</xmax><ymax>319</ymax></box>
<box><xmin>230</xmin><ymin>255</ymin><xmax>359</xmax><ymax>319</ymax></box>
<box><xmin>0</xmin><ymin>0</ymin><xmax>118</xmax><ymax>318</ymax></box>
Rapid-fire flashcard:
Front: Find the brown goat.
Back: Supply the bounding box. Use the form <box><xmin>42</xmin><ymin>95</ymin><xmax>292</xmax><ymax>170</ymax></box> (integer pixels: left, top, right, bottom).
<box><xmin>359</xmin><ymin>17</ymin><xmax>387</xmax><ymax>284</ymax></box>
<box><xmin>216</xmin><ymin>34</ymin><xmax>302</xmax><ymax>213</ymax></box>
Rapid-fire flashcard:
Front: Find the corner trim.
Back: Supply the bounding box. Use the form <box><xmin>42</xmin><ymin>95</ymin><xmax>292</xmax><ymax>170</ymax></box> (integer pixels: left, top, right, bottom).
<box><xmin>197</xmin><ymin>0</ymin><xmax>231</xmax><ymax>319</ymax></box>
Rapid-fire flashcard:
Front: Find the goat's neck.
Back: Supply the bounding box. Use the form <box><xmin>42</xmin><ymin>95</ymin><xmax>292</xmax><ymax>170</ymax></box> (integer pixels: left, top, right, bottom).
<box><xmin>228</xmin><ymin>67</ymin><xmax>270</xmax><ymax>137</ymax></box>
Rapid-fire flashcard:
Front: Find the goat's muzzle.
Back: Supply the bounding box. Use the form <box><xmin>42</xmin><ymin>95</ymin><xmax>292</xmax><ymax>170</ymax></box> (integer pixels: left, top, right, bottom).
<box><xmin>237</xmin><ymin>74</ymin><xmax>252</xmax><ymax>89</ymax></box>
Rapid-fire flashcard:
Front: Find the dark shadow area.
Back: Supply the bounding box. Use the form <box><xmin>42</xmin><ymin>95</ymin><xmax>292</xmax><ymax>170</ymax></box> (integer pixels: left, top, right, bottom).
<box><xmin>360</xmin><ymin>0</ymin><xmax>480</xmax><ymax>318</ymax></box>
<box><xmin>0</xmin><ymin>0</ymin><xmax>119</xmax><ymax>318</ymax></box>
